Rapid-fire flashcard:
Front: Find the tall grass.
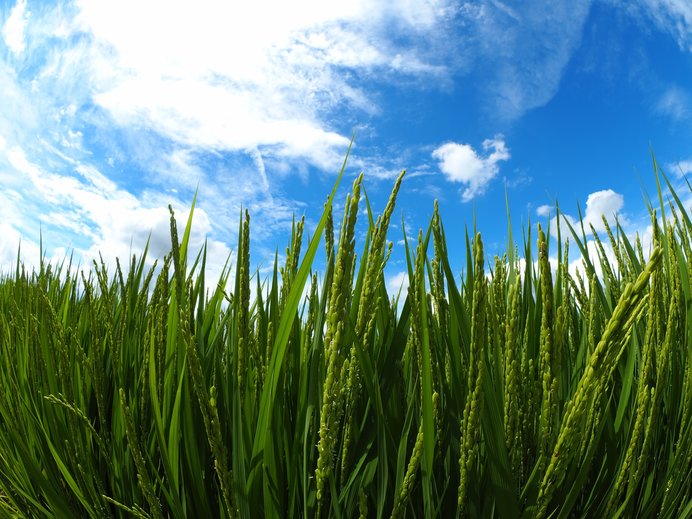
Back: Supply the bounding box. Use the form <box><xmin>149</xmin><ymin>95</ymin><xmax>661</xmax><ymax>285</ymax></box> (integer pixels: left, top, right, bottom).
<box><xmin>0</xmin><ymin>153</ymin><xmax>691</xmax><ymax>518</ymax></box>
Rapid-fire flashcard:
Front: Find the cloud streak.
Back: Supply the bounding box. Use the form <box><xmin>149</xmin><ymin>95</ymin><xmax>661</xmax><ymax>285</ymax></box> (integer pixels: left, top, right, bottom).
<box><xmin>1</xmin><ymin>0</ymin><xmax>687</xmax><ymax>283</ymax></box>
<box><xmin>1</xmin><ymin>141</ymin><xmax>233</xmax><ymax>279</ymax></box>
<box><xmin>638</xmin><ymin>0</ymin><xmax>692</xmax><ymax>51</ymax></box>
<box><xmin>0</xmin><ymin>0</ymin><xmax>461</xmax><ymax>275</ymax></box>
<box><xmin>70</xmin><ymin>0</ymin><xmax>453</xmax><ymax>167</ymax></box>
<box><xmin>459</xmin><ymin>0</ymin><xmax>594</xmax><ymax>121</ymax></box>
<box><xmin>655</xmin><ymin>84</ymin><xmax>691</xmax><ymax>121</ymax></box>
<box><xmin>667</xmin><ymin>159</ymin><xmax>692</xmax><ymax>177</ymax></box>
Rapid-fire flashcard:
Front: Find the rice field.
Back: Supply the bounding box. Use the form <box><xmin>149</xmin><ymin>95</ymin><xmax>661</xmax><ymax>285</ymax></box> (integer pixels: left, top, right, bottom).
<box><xmin>0</xmin><ymin>153</ymin><xmax>691</xmax><ymax>518</ymax></box>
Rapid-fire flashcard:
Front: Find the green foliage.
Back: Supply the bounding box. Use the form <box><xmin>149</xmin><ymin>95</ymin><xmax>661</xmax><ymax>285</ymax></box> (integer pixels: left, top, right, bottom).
<box><xmin>0</xmin><ymin>156</ymin><xmax>691</xmax><ymax>518</ymax></box>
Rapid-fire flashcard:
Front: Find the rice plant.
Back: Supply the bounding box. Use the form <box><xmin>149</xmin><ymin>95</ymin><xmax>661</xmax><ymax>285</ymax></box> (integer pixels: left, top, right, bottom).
<box><xmin>0</xmin><ymin>152</ymin><xmax>690</xmax><ymax>518</ymax></box>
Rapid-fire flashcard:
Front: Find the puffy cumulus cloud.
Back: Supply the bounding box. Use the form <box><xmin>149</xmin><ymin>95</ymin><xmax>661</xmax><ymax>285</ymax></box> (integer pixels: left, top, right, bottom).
<box><xmin>566</xmin><ymin>220</ymin><xmax>656</xmax><ymax>285</ymax></box>
<box><xmin>582</xmin><ymin>189</ymin><xmax>626</xmax><ymax>230</ymax></box>
<box><xmin>536</xmin><ymin>204</ymin><xmax>552</xmax><ymax>217</ymax></box>
<box><xmin>567</xmin><ymin>238</ymin><xmax>618</xmax><ymax>282</ymax></box>
<box><xmin>514</xmin><ymin>242</ymin><xmax>623</xmax><ymax>294</ymax></box>
<box><xmin>2</xmin><ymin>0</ymin><xmax>28</xmax><ymax>54</ymax></box>
<box><xmin>432</xmin><ymin>136</ymin><xmax>510</xmax><ymax>201</ymax></box>
<box><xmin>541</xmin><ymin>188</ymin><xmax>628</xmax><ymax>239</ymax></box>
<box><xmin>516</xmin><ymin>230</ymin><xmax>641</xmax><ymax>298</ymax></box>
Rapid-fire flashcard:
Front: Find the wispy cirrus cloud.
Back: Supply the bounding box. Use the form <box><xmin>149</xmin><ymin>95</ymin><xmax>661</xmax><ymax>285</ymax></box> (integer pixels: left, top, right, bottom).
<box><xmin>0</xmin><ymin>142</ymin><xmax>233</xmax><ymax>278</ymax></box>
<box><xmin>2</xmin><ymin>0</ymin><xmax>689</xmax><ymax>281</ymax></box>
<box><xmin>637</xmin><ymin>0</ymin><xmax>692</xmax><ymax>51</ymax></box>
<box><xmin>69</xmin><ymin>0</ymin><xmax>453</xmax><ymax>168</ymax></box>
<box><xmin>655</xmin><ymin>84</ymin><xmax>691</xmax><ymax>121</ymax></box>
<box><xmin>0</xmin><ymin>0</ymin><xmax>455</xmax><ymax>273</ymax></box>
<box><xmin>459</xmin><ymin>0</ymin><xmax>594</xmax><ymax>120</ymax></box>
<box><xmin>666</xmin><ymin>158</ymin><xmax>692</xmax><ymax>177</ymax></box>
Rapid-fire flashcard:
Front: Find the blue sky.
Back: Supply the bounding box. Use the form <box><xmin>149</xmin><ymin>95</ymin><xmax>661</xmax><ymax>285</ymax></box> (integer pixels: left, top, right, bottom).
<box><xmin>1</xmin><ymin>0</ymin><xmax>691</xmax><ymax>292</ymax></box>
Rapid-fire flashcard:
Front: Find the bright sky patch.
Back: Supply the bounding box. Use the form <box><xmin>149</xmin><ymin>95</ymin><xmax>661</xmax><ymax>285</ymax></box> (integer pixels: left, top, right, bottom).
<box><xmin>0</xmin><ymin>0</ymin><xmax>691</xmax><ymax>286</ymax></box>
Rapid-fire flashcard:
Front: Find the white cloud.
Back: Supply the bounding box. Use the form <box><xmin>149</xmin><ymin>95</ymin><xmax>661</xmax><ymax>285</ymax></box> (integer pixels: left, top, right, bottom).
<box><xmin>0</xmin><ymin>222</ymin><xmax>40</xmax><ymax>275</ymax></box>
<box><xmin>517</xmin><ymin>255</ymin><xmax>560</xmax><ymax>284</ymax></box>
<box><xmin>532</xmin><ymin>186</ymin><xmax>674</xmax><ymax>291</ymax></box>
<box><xmin>536</xmin><ymin>204</ymin><xmax>552</xmax><ymax>217</ymax></box>
<box><xmin>666</xmin><ymin>159</ymin><xmax>692</xmax><ymax>177</ymax></box>
<box><xmin>1</xmin><ymin>144</ymin><xmax>232</xmax><ymax>281</ymax></box>
<box><xmin>549</xmin><ymin>188</ymin><xmax>628</xmax><ymax>239</ymax></box>
<box><xmin>638</xmin><ymin>0</ymin><xmax>692</xmax><ymax>50</ymax></box>
<box><xmin>386</xmin><ymin>270</ymin><xmax>409</xmax><ymax>298</ymax></box>
<box><xmin>516</xmin><ymin>217</ymin><xmax>656</xmax><ymax>293</ymax></box>
<box><xmin>0</xmin><ymin>184</ymin><xmax>41</xmax><ymax>272</ymax></box>
<box><xmin>4</xmin><ymin>0</ymin><xmax>458</xmax><ymax>277</ymax></box>
<box><xmin>432</xmin><ymin>136</ymin><xmax>510</xmax><ymax>201</ymax></box>
<box><xmin>91</xmin><ymin>77</ymin><xmax>351</xmax><ymax>170</ymax></box>
<box><xmin>62</xmin><ymin>0</ymin><xmax>452</xmax><ymax>169</ymax></box>
<box><xmin>566</xmin><ymin>223</ymin><xmax>657</xmax><ymax>283</ymax></box>
<box><xmin>567</xmin><ymin>240</ymin><xmax>613</xmax><ymax>285</ymax></box>
<box><xmin>583</xmin><ymin>189</ymin><xmax>626</xmax><ymax>230</ymax></box>
<box><xmin>2</xmin><ymin>0</ymin><xmax>28</xmax><ymax>54</ymax></box>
